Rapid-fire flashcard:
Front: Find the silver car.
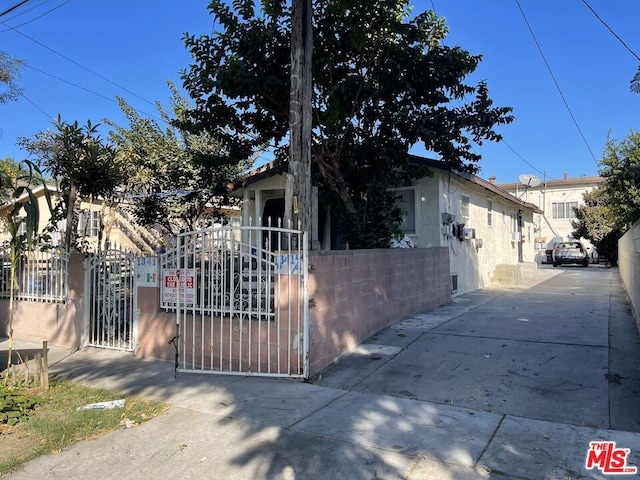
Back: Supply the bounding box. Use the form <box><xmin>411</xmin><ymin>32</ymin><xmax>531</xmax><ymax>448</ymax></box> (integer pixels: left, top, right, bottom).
<box><xmin>552</xmin><ymin>241</ymin><xmax>589</xmax><ymax>267</ymax></box>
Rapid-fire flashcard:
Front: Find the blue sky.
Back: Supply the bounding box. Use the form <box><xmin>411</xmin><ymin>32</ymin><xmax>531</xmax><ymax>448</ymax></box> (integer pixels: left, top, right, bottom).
<box><xmin>1</xmin><ymin>0</ymin><xmax>639</xmax><ymax>185</ymax></box>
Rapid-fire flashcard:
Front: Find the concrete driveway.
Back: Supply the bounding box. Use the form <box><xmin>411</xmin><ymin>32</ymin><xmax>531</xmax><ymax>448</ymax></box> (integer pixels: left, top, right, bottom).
<box><xmin>315</xmin><ymin>264</ymin><xmax>640</xmax><ymax>433</ymax></box>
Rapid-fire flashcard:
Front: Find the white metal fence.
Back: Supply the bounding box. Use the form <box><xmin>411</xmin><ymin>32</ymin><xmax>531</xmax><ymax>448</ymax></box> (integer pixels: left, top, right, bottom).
<box><xmin>162</xmin><ymin>222</ymin><xmax>309</xmax><ymax>378</ymax></box>
<box><xmin>0</xmin><ymin>246</ymin><xmax>69</xmax><ymax>303</ymax></box>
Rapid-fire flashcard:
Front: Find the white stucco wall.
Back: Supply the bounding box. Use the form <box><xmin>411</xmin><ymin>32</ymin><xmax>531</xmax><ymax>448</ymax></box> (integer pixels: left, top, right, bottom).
<box><xmin>409</xmin><ymin>171</ymin><xmax>537</xmax><ymax>295</ymax></box>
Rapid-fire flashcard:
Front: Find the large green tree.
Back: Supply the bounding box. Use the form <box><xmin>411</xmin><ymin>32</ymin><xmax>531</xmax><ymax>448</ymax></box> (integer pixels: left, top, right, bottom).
<box><xmin>17</xmin><ymin>116</ymin><xmax>123</xmax><ymax>251</ymax></box>
<box><xmin>179</xmin><ymin>0</ymin><xmax>513</xmax><ymax>248</ymax></box>
<box><xmin>105</xmin><ymin>83</ymin><xmax>252</xmax><ymax>238</ymax></box>
<box><xmin>572</xmin><ymin>130</ymin><xmax>640</xmax><ymax>264</ymax></box>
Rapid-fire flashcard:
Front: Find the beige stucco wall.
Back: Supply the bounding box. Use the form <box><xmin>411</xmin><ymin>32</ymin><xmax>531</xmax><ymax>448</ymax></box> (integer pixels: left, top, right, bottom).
<box><xmin>619</xmin><ymin>220</ymin><xmax>640</xmax><ymax>326</ymax></box>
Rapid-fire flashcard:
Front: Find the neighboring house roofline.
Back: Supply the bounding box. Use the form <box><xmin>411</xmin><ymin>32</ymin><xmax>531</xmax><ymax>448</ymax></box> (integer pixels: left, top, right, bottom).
<box><xmin>496</xmin><ymin>176</ymin><xmax>605</xmax><ymax>191</ymax></box>
<box><xmin>1</xmin><ymin>182</ymin><xmax>58</xmax><ymax>207</ymax></box>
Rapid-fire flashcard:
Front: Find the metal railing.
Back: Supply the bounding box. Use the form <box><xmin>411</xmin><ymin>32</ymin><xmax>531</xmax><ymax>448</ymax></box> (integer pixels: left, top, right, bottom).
<box><xmin>0</xmin><ymin>247</ymin><xmax>69</xmax><ymax>303</ymax></box>
<box><xmin>161</xmin><ymin>221</ymin><xmax>309</xmax><ymax>378</ymax></box>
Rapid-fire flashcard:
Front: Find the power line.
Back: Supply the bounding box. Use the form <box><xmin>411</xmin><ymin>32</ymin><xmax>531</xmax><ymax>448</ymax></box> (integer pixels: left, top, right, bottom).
<box><xmin>581</xmin><ymin>0</ymin><xmax>640</xmax><ymax>62</ymax></box>
<box><xmin>500</xmin><ymin>139</ymin><xmax>556</xmax><ymax>180</ymax></box>
<box><xmin>515</xmin><ymin>0</ymin><xmax>600</xmax><ymax>173</ymax></box>
<box><xmin>20</xmin><ymin>92</ymin><xmax>51</xmax><ymax>119</ymax></box>
<box><xmin>0</xmin><ymin>0</ymin><xmax>30</xmax><ymax>18</ymax></box>
<box><xmin>0</xmin><ymin>0</ymin><xmax>69</xmax><ymax>31</ymax></box>
<box><xmin>2</xmin><ymin>20</ymin><xmax>157</xmax><ymax>108</ymax></box>
<box><xmin>22</xmin><ymin>63</ymin><xmax>163</xmax><ymax>121</ymax></box>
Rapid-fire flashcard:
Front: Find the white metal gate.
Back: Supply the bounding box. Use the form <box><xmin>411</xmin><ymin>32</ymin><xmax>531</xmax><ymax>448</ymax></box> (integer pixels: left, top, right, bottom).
<box><xmin>161</xmin><ymin>223</ymin><xmax>309</xmax><ymax>378</ymax></box>
<box><xmin>85</xmin><ymin>250</ymin><xmax>137</xmax><ymax>351</ymax></box>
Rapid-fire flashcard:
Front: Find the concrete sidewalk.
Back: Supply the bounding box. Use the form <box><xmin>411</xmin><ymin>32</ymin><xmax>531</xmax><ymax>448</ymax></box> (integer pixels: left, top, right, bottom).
<box><xmin>4</xmin><ymin>265</ymin><xmax>640</xmax><ymax>479</ymax></box>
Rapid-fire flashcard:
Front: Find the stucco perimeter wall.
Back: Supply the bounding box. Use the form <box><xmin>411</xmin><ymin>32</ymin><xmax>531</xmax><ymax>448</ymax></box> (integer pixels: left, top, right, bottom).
<box><xmin>619</xmin><ymin>220</ymin><xmax>640</xmax><ymax>327</ymax></box>
<box><xmin>308</xmin><ymin>247</ymin><xmax>450</xmax><ymax>375</ymax></box>
<box><xmin>0</xmin><ymin>253</ymin><xmax>85</xmax><ymax>349</ymax></box>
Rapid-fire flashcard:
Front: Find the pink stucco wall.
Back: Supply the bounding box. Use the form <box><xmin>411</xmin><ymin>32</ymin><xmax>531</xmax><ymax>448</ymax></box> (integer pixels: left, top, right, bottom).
<box><xmin>0</xmin><ymin>253</ymin><xmax>85</xmax><ymax>349</ymax></box>
<box><xmin>3</xmin><ymin>248</ymin><xmax>451</xmax><ymax>378</ymax></box>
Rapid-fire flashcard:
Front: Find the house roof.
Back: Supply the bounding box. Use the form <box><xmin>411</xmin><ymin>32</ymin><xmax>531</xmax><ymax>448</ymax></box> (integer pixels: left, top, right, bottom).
<box><xmin>407</xmin><ymin>156</ymin><xmax>544</xmax><ymax>214</ymax></box>
<box><xmin>239</xmin><ymin>160</ymin><xmax>283</xmax><ymax>188</ymax></box>
<box><xmin>239</xmin><ymin>156</ymin><xmax>543</xmax><ymax>214</ymax></box>
<box><xmin>496</xmin><ymin>175</ymin><xmax>605</xmax><ymax>191</ymax></box>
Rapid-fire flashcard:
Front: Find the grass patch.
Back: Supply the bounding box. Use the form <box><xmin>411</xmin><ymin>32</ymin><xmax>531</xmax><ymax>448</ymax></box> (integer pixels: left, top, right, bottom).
<box><xmin>0</xmin><ymin>377</ymin><xmax>168</xmax><ymax>476</ymax></box>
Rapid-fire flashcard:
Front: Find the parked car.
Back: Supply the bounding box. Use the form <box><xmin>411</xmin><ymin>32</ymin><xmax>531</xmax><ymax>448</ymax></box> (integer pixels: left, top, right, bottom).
<box><xmin>552</xmin><ymin>241</ymin><xmax>589</xmax><ymax>267</ymax></box>
<box><xmin>544</xmin><ymin>237</ymin><xmax>563</xmax><ymax>264</ymax></box>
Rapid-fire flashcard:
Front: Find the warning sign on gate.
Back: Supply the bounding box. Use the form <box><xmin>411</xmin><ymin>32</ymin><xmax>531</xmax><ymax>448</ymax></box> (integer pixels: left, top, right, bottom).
<box><xmin>162</xmin><ymin>268</ymin><xmax>196</xmax><ymax>305</ymax></box>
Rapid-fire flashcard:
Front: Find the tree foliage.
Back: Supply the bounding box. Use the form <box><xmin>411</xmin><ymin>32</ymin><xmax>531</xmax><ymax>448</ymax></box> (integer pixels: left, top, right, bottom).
<box><xmin>0</xmin><ymin>51</ymin><xmax>23</xmax><ymax>106</ymax></box>
<box><xmin>572</xmin><ymin>187</ymin><xmax>620</xmax><ymax>265</ymax></box>
<box><xmin>105</xmin><ymin>83</ymin><xmax>252</xmax><ymax>237</ymax></box>
<box><xmin>17</xmin><ymin>116</ymin><xmax>122</xmax><ymax>251</ymax></box>
<box><xmin>572</xmin><ymin>130</ymin><xmax>640</xmax><ymax>264</ymax></box>
<box><xmin>179</xmin><ymin>0</ymin><xmax>513</xmax><ymax>248</ymax></box>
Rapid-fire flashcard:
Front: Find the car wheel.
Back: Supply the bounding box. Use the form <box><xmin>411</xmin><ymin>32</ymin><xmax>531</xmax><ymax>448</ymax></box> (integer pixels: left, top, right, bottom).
<box><xmin>553</xmin><ymin>263</ymin><xmax>558</xmax><ymax>267</ymax></box>
<box><xmin>582</xmin><ymin>260</ymin><xmax>588</xmax><ymax>267</ymax></box>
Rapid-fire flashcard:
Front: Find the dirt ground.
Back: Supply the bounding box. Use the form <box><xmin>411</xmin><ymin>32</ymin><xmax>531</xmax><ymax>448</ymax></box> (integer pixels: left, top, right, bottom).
<box><xmin>0</xmin><ymin>424</ymin><xmax>40</xmax><ymax>468</ymax></box>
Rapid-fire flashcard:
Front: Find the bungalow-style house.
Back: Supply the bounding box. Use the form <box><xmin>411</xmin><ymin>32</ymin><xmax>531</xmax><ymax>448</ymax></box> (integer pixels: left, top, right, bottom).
<box><xmin>0</xmin><ymin>184</ymin><xmax>162</xmax><ymax>254</ymax></box>
<box><xmin>496</xmin><ymin>174</ymin><xmax>605</xmax><ymax>263</ymax></box>
<box><xmin>235</xmin><ymin>157</ymin><xmax>542</xmax><ymax>295</ymax></box>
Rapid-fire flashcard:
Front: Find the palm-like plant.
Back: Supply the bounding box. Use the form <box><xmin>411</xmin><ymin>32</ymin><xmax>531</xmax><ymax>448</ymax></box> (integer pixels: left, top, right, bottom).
<box><xmin>2</xmin><ymin>160</ymin><xmax>52</xmax><ymax>383</ymax></box>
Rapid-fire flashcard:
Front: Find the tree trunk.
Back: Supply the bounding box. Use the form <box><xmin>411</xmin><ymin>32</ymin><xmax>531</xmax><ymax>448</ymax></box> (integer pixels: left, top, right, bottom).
<box><xmin>64</xmin><ymin>181</ymin><xmax>77</xmax><ymax>252</ymax></box>
<box><xmin>286</xmin><ymin>0</ymin><xmax>313</xmax><ymax>242</ymax></box>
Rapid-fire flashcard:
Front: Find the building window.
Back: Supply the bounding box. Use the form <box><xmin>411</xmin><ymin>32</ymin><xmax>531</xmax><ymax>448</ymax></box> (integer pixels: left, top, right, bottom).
<box><xmin>551</xmin><ymin>202</ymin><xmax>578</xmax><ymax>219</ymax></box>
<box><xmin>78</xmin><ymin>210</ymin><xmax>100</xmax><ymax>237</ymax></box>
<box><xmin>487</xmin><ymin>199</ymin><xmax>493</xmax><ymax>227</ymax></box>
<box><xmin>511</xmin><ymin>212</ymin><xmax>518</xmax><ymax>233</ymax></box>
<box><xmin>461</xmin><ymin>195</ymin><xmax>470</xmax><ymax>223</ymax></box>
<box><xmin>394</xmin><ymin>189</ymin><xmax>416</xmax><ymax>234</ymax></box>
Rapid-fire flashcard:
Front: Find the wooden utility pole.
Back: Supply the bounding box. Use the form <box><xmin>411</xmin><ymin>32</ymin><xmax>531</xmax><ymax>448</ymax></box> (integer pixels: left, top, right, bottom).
<box><xmin>286</xmin><ymin>0</ymin><xmax>313</xmax><ymax>240</ymax></box>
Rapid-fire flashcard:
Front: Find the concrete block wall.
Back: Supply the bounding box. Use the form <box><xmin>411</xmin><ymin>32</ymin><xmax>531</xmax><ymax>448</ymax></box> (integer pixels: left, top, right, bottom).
<box><xmin>3</xmin><ymin>248</ymin><xmax>451</xmax><ymax>380</ymax></box>
<box><xmin>307</xmin><ymin>247</ymin><xmax>450</xmax><ymax>375</ymax></box>
<box><xmin>619</xmin><ymin>220</ymin><xmax>640</xmax><ymax>326</ymax></box>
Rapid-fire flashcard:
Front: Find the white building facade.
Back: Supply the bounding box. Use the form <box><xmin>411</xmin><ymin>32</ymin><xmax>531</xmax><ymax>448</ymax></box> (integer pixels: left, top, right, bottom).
<box><xmin>497</xmin><ymin>174</ymin><xmax>605</xmax><ymax>263</ymax></box>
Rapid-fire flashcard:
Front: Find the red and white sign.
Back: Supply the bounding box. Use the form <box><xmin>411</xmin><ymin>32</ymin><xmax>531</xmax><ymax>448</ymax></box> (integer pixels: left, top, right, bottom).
<box><xmin>162</xmin><ymin>268</ymin><xmax>196</xmax><ymax>305</ymax></box>
<box><xmin>585</xmin><ymin>441</ymin><xmax>638</xmax><ymax>474</ymax></box>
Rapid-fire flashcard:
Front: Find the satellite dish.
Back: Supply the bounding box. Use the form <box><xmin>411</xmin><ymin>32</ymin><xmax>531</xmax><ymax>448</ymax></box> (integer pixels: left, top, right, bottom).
<box><xmin>518</xmin><ymin>173</ymin><xmax>542</xmax><ymax>187</ymax></box>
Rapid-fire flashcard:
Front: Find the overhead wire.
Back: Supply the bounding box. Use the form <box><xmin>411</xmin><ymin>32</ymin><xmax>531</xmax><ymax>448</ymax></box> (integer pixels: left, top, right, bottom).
<box><xmin>0</xmin><ymin>0</ymin><xmax>30</xmax><ymax>18</ymax></box>
<box><xmin>2</xmin><ymin>20</ymin><xmax>158</xmax><ymax>108</ymax></box>
<box><xmin>580</xmin><ymin>0</ymin><xmax>640</xmax><ymax>62</ymax></box>
<box><xmin>19</xmin><ymin>93</ymin><xmax>51</xmax><ymax>120</ymax></box>
<box><xmin>431</xmin><ymin>0</ymin><xmax>553</xmax><ymax>181</ymax></box>
<box><xmin>500</xmin><ymin>140</ymin><xmax>555</xmax><ymax>180</ymax></box>
<box><xmin>0</xmin><ymin>0</ymin><xmax>70</xmax><ymax>31</ymax></box>
<box><xmin>515</xmin><ymin>0</ymin><xmax>601</xmax><ymax>173</ymax></box>
<box><xmin>22</xmin><ymin>63</ymin><xmax>163</xmax><ymax>121</ymax></box>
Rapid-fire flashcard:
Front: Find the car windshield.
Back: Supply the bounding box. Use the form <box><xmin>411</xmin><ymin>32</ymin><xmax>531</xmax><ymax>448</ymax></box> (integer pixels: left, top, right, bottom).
<box><xmin>557</xmin><ymin>243</ymin><xmax>583</xmax><ymax>251</ymax></box>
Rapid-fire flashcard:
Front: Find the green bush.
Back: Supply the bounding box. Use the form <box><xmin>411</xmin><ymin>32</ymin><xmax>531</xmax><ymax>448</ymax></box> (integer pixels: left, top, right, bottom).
<box><xmin>0</xmin><ymin>386</ymin><xmax>42</xmax><ymax>426</ymax></box>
